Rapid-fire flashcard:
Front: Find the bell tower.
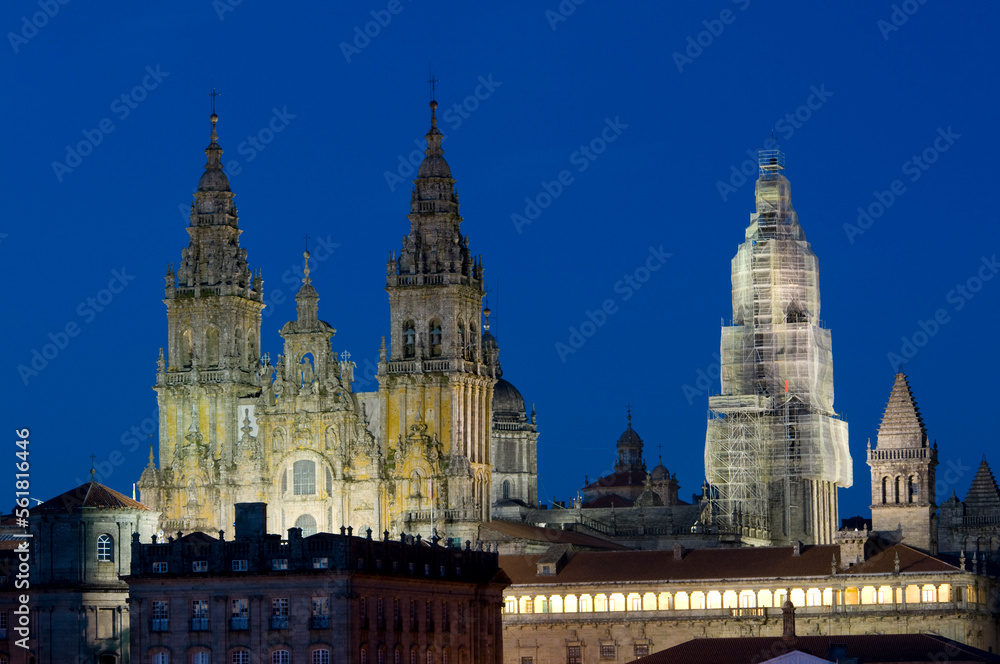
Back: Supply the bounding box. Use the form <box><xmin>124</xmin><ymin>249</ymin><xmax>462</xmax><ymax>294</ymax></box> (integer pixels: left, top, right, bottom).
<box><xmin>139</xmin><ymin>111</ymin><xmax>265</xmax><ymax>533</ymax></box>
<box><xmin>378</xmin><ymin>99</ymin><xmax>495</xmax><ymax>543</ymax></box>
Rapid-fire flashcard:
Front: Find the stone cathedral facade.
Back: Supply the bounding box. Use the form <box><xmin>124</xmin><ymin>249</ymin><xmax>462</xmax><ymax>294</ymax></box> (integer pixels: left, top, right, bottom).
<box><xmin>138</xmin><ymin>102</ymin><xmax>538</xmax><ymax>544</ymax></box>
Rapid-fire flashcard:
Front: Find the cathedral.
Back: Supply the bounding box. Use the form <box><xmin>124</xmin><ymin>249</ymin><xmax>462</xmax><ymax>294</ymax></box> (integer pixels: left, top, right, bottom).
<box><xmin>137</xmin><ymin>101</ymin><xmax>539</xmax><ymax>544</ymax></box>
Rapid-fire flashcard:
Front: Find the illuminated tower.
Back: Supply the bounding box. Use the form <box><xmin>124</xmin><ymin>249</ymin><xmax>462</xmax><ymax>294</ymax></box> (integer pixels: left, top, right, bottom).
<box><xmin>705</xmin><ymin>149</ymin><xmax>852</xmax><ymax>546</ymax></box>
<box><xmin>139</xmin><ymin>112</ymin><xmax>265</xmax><ymax>532</ymax></box>
<box><xmin>378</xmin><ymin>100</ymin><xmax>495</xmax><ymax>543</ymax></box>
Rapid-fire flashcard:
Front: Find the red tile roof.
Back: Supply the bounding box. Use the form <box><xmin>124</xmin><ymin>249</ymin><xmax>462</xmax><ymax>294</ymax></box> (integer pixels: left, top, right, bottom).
<box><xmin>631</xmin><ymin>633</ymin><xmax>1000</xmax><ymax>664</ymax></box>
<box><xmin>843</xmin><ymin>543</ymin><xmax>958</xmax><ymax>575</ymax></box>
<box><xmin>482</xmin><ymin>520</ymin><xmax>628</xmax><ymax>551</ymax></box>
<box><xmin>501</xmin><ymin>544</ymin><xmax>843</xmax><ymax>585</ymax></box>
<box><xmin>34</xmin><ymin>481</ymin><xmax>152</xmax><ymax>513</ymax></box>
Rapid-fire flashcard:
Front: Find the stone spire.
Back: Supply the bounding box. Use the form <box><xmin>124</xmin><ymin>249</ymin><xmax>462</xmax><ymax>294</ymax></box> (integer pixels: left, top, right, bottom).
<box><xmin>877</xmin><ymin>372</ymin><xmax>928</xmax><ymax>449</ymax></box>
<box><xmin>292</xmin><ymin>250</ymin><xmax>321</xmax><ymax>331</ymax></box>
<box><xmin>172</xmin><ymin>112</ymin><xmax>258</xmax><ymax>294</ymax></box>
<box><xmin>391</xmin><ymin>100</ymin><xmax>480</xmax><ymax>282</ymax></box>
<box><xmin>964</xmin><ymin>460</ymin><xmax>1000</xmax><ymax>512</ymax></box>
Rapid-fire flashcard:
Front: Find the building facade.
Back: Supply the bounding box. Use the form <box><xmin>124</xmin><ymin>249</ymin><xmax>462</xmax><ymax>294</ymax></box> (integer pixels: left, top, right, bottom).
<box><xmin>704</xmin><ymin>149</ymin><xmax>852</xmax><ymax>546</ymax></box>
<box><xmin>138</xmin><ymin>101</ymin><xmax>537</xmax><ymax>545</ymax></box>
<box><xmin>127</xmin><ymin>503</ymin><xmax>507</xmax><ymax>664</ymax></box>
<box><xmin>0</xmin><ymin>481</ymin><xmax>159</xmax><ymax>664</ymax></box>
<box><xmin>498</xmin><ymin>542</ymin><xmax>1000</xmax><ymax>664</ymax></box>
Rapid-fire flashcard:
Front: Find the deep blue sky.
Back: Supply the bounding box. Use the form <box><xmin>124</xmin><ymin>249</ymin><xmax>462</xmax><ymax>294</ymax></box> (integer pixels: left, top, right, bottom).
<box><xmin>3</xmin><ymin>2</ymin><xmax>998</xmax><ymax>521</ymax></box>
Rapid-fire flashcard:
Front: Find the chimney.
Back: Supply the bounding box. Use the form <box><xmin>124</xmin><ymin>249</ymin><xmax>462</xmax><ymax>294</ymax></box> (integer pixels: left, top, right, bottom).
<box><xmin>673</xmin><ymin>543</ymin><xmax>683</xmax><ymax>561</ymax></box>
<box><xmin>782</xmin><ymin>600</ymin><xmax>796</xmax><ymax>640</ymax></box>
<box><xmin>234</xmin><ymin>503</ymin><xmax>267</xmax><ymax>541</ymax></box>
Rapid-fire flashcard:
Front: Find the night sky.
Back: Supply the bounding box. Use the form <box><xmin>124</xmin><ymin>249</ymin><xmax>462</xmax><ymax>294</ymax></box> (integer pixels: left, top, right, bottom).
<box><xmin>4</xmin><ymin>2</ymin><xmax>998</xmax><ymax>521</ymax></box>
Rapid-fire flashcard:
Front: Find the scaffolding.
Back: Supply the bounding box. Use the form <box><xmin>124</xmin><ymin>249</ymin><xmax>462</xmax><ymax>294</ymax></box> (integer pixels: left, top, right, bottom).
<box><xmin>704</xmin><ymin>149</ymin><xmax>851</xmax><ymax>543</ymax></box>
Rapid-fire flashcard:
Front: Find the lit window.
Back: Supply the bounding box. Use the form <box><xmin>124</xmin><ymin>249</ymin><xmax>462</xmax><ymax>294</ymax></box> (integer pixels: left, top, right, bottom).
<box><xmin>271</xmin><ymin>598</ymin><xmax>290</xmax><ymax>629</ymax></box>
<box><xmin>312</xmin><ymin>596</ymin><xmax>330</xmax><ymax>629</ymax></box>
<box><xmin>192</xmin><ymin>560</ymin><xmax>207</xmax><ymax>572</ymax></box>
<box><xmin>312</xmin><ymin>650</ymin><xmax>331</xmax><ymax>664</ymax></box>
<box><xmin>272</xmin><ymin>651</ymin><xmax>290</xmax><ymax>664</ymax></box>
<box><xmin>630</xmin><ymin>597</ymin><xmax>641</xmax><ymax>611</ymax></box>
<box><xmin>231</xmin><ymin>599</ymin><xmax>249</xmax><ymax>630</ymax></box>
<box><xmin>567</xmin><ymin>646</ymin><xmax>582</xmax><ymax>664</ymax></box>
<box><xmin>922</xmin><ymin>588</ymin><xmax>936</xmax><ymax>602</ymax></box>
<box><xmin>232</xmin><ymin>559</ymin><xmax>248</xmax><ymax>572</ymax></box>
<box><xmin>97</xmin><ymin>534</ymin><xmax>113</xmax><ymax>562</ymax></box>
<box><xmin>634</xmin><ymin>645</ymin><xmax>649</xmax><ymax>657</ymax></box>
<box><xmin>600</xmin><ymin>644</ymin><xmax>615</xmax><ymax>658</ymax></box>
<box><xmin>152</xmin><ymin>654</ymin><xmax>170</xmax><ymax>664</ymax></box>
<box><xmin>152</xmin><ymin>562</ymin><xmax>168</xmax><ymax>573</ymax></box>
<box><xmin>293</xmin><ymin>460</ymin><xmax>316</xmax><ymax>495</ymax></box>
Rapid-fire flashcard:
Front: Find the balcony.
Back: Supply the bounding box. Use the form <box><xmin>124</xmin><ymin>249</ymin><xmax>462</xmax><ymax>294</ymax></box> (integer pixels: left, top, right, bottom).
<box><xmin>230</xmin><ymin>617</ymin><xmax>249</xmax><ymax>631</ymax></box>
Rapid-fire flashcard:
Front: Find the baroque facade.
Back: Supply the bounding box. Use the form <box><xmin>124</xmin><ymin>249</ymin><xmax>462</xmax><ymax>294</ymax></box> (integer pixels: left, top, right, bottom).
<box><xmin>138</xmin><ymin>101</ymin><xmax>538</xmax><ymax>545</ymax></box>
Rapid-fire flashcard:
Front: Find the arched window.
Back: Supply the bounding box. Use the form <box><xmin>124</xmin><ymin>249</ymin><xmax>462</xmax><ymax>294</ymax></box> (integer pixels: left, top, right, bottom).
<box><xmin>502</xmin><ymin>480</ymin><xmax>511</xmax><ymax>500</ymax></box>
<box><xmin>895</xmin><ymin>476</ymin><xmax>902</xmax><ymax>504</ymax></box>
<box><xmin>293</xmin><ymin>460</ymin><xmax>316</xmax><ymax>495</ymax></box>
<box><xmin>403</xmin><ymin>321</ymin><xmax>416</xmax><ymax>359</ymax></box>
<box><xmin>469</xmin><ymin>323</ymin><xmax>477</xmax><ymax>358</ymax></box>
<box><xmin>272</xmin><ymin>651</ymin><xmax>290</xmax><ymax>664</ymax></box>
<box><xmin>97</xmin><ymin>534</ymin><xmax>114</xmax><ymax>562</ymax></box>
<box><xmin>181</xmin><ymin>329</ymin><xmax>193</xmax><ymax>368</ymax></box>
<box><xmin>247</xmin><ymin>331</ymin><xmax>257</xmax><ymax>364</ymax></box>
<box><xmin>312</xmin><ymin>650</ymin><xmax>331</xmax><ymax>664</ymax></box>
<box><xmin>152</xmin><ymin>654</ymin><xmax>170</xmax><ymax>664</ymax></box>
<box><xmin>429</xmin><ymin>320</ymin><xmax>443</xmax><ymax>358</ymax></box>
<box><xmin>909</xmin><ymin>475</ymin><xmax>918</xmax><ymax>503</ymax></box>
<box><xmin>295</xmin><ymin>514</ymin><xmax>317</xmax><ymax>537</ymax></box>
<box><xmin>205</xmin><ymin>327</ymin><xmax>220</xmax><ymax>367</ymax></box>
<box><xmin>881</xmin><ymin>476</ymin><xmax>889</xmax><ymax>504</ymax></box>
<box><xmin>360</xmin><ymin>649</ymin><xmax>368</xmax><ymax>664</ymax></box>
<box><xmin>232</xmin><ymin>652</ymin><xmax>251</xmax><ymax>664</ymax></box>
<box><xmin>457</xmin><ymin>320</ymin><xmax>465</xmax><ymax>357</ymax></box>
<box><xmin>191</xmin><ymin>653</ymin><xmax>210</xmax><ymax>664</ymax></box>
<box><xmin>326</xmin><ymin>466</ymin><xmax>333</xmax><ymax>493</ymax></box>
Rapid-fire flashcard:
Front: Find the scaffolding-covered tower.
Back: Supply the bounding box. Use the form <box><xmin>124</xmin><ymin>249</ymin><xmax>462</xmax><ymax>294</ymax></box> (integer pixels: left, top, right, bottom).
<box><xmin>705</xmin><ymin>149</ymin><xmax>852</xmax><ymax>546</ymax></box>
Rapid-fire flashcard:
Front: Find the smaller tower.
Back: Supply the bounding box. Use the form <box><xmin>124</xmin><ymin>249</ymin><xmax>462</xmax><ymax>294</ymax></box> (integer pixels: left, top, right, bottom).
<box><xmin>868</xmin><ymin>372</ymin><xmax>938</xmax><ymax>552</ymax></box>
<box><xmin>615</xmin><ymin>409</ymin><xmax>645</xmax><ymax>473</ymax></box>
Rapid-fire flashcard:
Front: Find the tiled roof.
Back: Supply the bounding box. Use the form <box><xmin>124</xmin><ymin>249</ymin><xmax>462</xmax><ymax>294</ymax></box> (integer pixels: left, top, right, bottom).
<box><xmin>482</xmin><ymin>520</ymin><xmax>628</xmax><ymax>551</ymax></box>
<box><xmin>631</xmin><ymin>633</ymin><xmax>1000</xmax><ymax>664</ymax></box>
<box><xmin>501</xmin><ymin>544</ymin><xmax>843</xmax><ymax>585</ymax></box>
<box><xmin>584</xmin><ymin>470</ymin><xmax>646</xmax><ymax>491</ymax></box>
<box><xmin>581</xmin><ymin>493</ymin><xmax>634</xmax><ymax>508</ymax></box>
<box><xmin>34</xmin><ymin>481</ymin><xmax>152</xmax><ymax>513</ymax></box>
<box><xmin>842</xmin><ymin>543</ymin><xmax>958</xmax><ymax>575</ymax></box>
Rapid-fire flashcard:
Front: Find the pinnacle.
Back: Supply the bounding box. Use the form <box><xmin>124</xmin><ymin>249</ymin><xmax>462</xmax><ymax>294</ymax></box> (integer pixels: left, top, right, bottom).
<box><xmin>876</xmin><ymin>372</ymin><xmax>928</xmax><ymax>449</ymax></box>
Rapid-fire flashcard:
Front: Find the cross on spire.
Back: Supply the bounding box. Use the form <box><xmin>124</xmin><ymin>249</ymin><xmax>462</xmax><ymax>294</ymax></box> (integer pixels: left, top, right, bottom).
<box><xmin>427</xmin><ymin>69</ymin><xmax>439</xmax><ymax>102</ymax></box>
<box><xmin>208</xmin><ymin>87</ymin><xmax>221</xmax><ymax>115</ymax></box>
<box><xmin>303</xmin><ymin>234</ymin><xmax>311</xmax><ymax>252</ymax></box>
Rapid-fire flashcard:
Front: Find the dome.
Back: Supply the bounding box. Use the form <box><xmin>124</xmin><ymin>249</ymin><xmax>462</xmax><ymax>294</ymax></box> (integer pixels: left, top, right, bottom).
<box><xmin>618</xmin><ymin>424</ymin><xmax>642</xmax><ymax>445</ymax></box>
<box><xmin>482</xmin><ymin>330</ymin><xmax>498</xmax><ymax>353</ymax></box>
<box><xmin>651</xmin><ymin>461</ymin><xmax>669</xmax><ymax>481</ymax></box>
<box><xmin>198</xmin><ymin>167</ymin><xmax>230</xmax><ymax>192</ymax></box>
<box><xmin>417</xmin><ymin>153</ymin><xmax>452</xmax><ymax>179</ymax></box>
<box><xmin>492</xmin><ymin>378</ymin><xmax>526</xmax><ymax>416</ymax></box>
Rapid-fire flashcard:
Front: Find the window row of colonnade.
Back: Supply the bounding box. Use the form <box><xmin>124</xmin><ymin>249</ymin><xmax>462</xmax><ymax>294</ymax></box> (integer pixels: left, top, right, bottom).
<box><xmin>504</xmin><ymin>581</ymin><xmax>976</xmax><ymax>615</ymax></box>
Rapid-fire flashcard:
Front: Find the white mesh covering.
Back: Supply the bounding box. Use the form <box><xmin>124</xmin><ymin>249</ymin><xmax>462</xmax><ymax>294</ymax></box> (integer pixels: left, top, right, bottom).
<box><xmin>705</xmin><ymin>152</ymin><xmax>852</xmax><ymax>541</ymax></box>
